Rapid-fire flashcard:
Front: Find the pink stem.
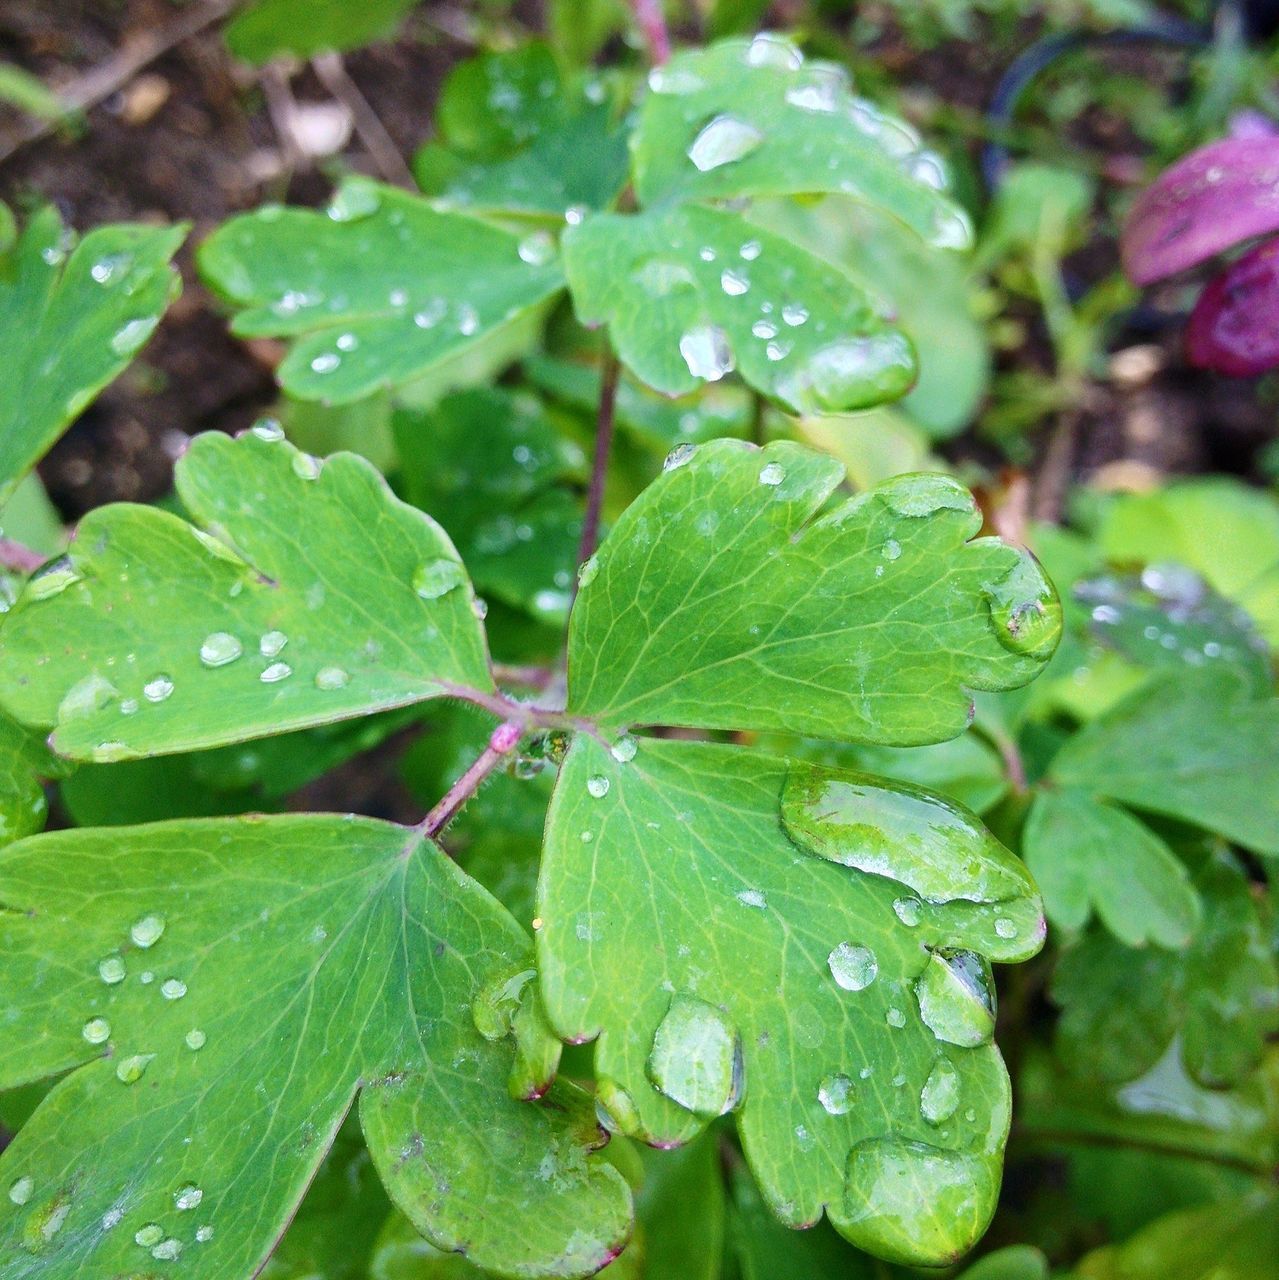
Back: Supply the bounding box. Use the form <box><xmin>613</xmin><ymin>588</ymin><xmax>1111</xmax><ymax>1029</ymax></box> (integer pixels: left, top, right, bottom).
<box><xmin>630</xmin><ymin>0</ymin><xmax>671</xmax><ymax>65</ymax></box>
<box><xmin>0</xmin><ymin>539</ymin><xmax>46</xmax><ymax>575</ymax></box>
<box><xmin>419</xmin><ymin>719</ymin><xmax>523</xmax><ymax>838</ymax></box>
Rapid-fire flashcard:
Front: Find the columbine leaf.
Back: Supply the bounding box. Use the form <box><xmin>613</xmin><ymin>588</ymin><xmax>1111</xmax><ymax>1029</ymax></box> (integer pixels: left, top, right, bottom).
<box><xmin>0</xmin><ymin>205</ymin><xmax>184</xmax><ymax>501</ymax></box>
<box><xmin>224</xmin><ymin>0</ymin><xmax>418</xmax><ymax>62</ymax></box>
<box><xmin>1121</xmin><ymin>136</ymin><xmax>1279</xmax><ymax>285</ymax></box>
<box><xmin>1049</xmin><ymin>671</ymin><xmax>1279</xmax><ymax>858</ymax></box>
<box><xmin>631</xmin><ymin>35</ymin><xmax>970</xmax><ymax>250</ymax></box>
<box><xmin>414</xmin><ymin>44</ymin><xmax>629</xmax><ymax>217</ymax></box>
<box><xmin>197</xmin><ymin>180</ymin><xmax>564</xmax><ymax>404</ymax></box>
<box><xmin>0</xmin><ymin>429</ymin><xmax>492</xmax><ymax>760</ymax></box>
<box><xmin>1023</xmin><ymin>789</ymin><xmax>1201</xmax><ymax>949</ymax></box>
<box><xmin>566</xmin><ymin>440</ymin><xmax>1060</xmax><ymax>743</ymax></box>
<box><xmin>562</xmin><ymin>206</ymin><xmax>918</xmax><ymax>413</ymax></box>
<box><xmin>1051</xmin><ymin>852</ymin><xmax>1279</xmax><ymax>1087</ymax></box>
<box><xmin>0</xmin><ymin>712</ymin><xmax>51</xmax><ymax>848</ymax></box>
<box><xmin>0</xmin><ymin>815</ymin><xmax>631</xmax><ymax>1278</ymax></box>
<box><xmin>538</xmin><ymin>735</ymin><xmax>1042</xmax><ymax>1265</ymax></box>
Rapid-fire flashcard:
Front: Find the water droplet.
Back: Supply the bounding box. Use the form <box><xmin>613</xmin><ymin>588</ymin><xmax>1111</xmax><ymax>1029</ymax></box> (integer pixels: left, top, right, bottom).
<box><xmin>458</xmin><ymin>303</ymin><xmax>480</xmax><ymax>336</ymax></box>
<box><xmin>315</xmin><ymin>666</ymin><xmax>349</xmax><ymax>690</ymax></box>
<box><xmin>291</xmin><ymin>452</ymin><xmax>321</xmax><ymax>480</ymax></box>
<box><xmin>414</xmin><ymin>298</ymin><xmax>447</xmax><ymax>329</ymax></box>
<box><xmin>785</xmin><ymin>78</ymin><xmax>841</xmax><ymax>113</ymax></box>
<box><xmin>140</xmin><ymin>970</ymin><xmax>155</xmax><ymax>984</ymax></box>
<box><xmin>110</xmin><ymin>317</ymin><xmax>155</xmax><ymax>356</ymax></box>
<box><xmin>310</xmin><ymin>353</ymin><xmax>340</xmax><ymax>374</ymax></box>
<box><xmin>195</xmin><ymin>1225</ymin><xmax>214</xmax><ymax>1242</ymax></box>
<box><xmin>260</xmin><ymin>662</ymin><xmax>292</xmax><ymax>684</ymax></box>
<box><xmin>803</xmin><ymin>334</ymin><xmax>916</xmax><ymax>411</ymax></box>
<box><xmin>915</xmin><ymin>950</ymin><xmax>996</xmax><ymax>1047</ymax></box>
<box><xmin>881</xmin><ymin>538</ymin><xmax>902</xmax><ymax>561</ymax></box>
<box><xmin>161</xmin><ymin>978</ymin><xmax>187</xmax><ymax>1000</ymax></box>
<box><xmin>82</xmin><ymin>1017</ymin><xmax>111</xmax><ymax>1044</ymax></box>
<box><xmin>818</xmin><ymin>1072</ymin><xmax>854</xmax><ymax>1115</ymax></box>
<box><xmin>152</xmin><ymin>1238</ymin><xmax>182</xmax><ymax>1261</ymax></box>
<box><xmin>518</xmin><ymin>231</ymin><xmax>555</xmax><ymax>265</ymax></box>
<box><xmin>721</xmin><ymin>269</ymin><xmax>749</xmax><ymax>296</ymax></box>
<box><xmin>471</xmin><ymin>597</ymin><xmax>488</xmax><ymax>620</ymax></box>
<box><xmin>745</xmin><ymin>32</ymin><xmax>803</xmax><ymax>68</ymax></box>
<box><xmin>782</xmin><ymin>302</ymin><xmax>809</xmax><ymax>327</ymax></box>
<box><xmin>99</xmin><ymin>955</ymin><xmax>126</xmax><ymax>984</ymax></box>
<box><xmin>828</xmin><ymin>942</ymin><xmax>877</xmax><ymax>991</ymax></box>
<box><xmin>116</xmin><ymin>1053</ymin><xmax>154</xmax><ymax>1084</ymax></box>
<box><xmin>765</xmin><ymin>339</ymin><xmax>791</xmax><ymax>362</ymax></box>
<box><xmin>200</xmin><ymin>632</ymin><xmax>243</xmax><ymax>668</ymax></box>
<box><xmin>577</xmin><ymin>554</ymin><xmax>600</xmax><ymax>587</ymax></box>
<box><xmin>30</xmin><ymin>1195</ymin><xmax>73</xmax><ymax>1244</ymax></box>
<box><xmin>259</xmin><ymin>630</ymin><xmax>288</xmax><ymax>658</ymax></box>
<box><xmin>102</xmin><ymin>1206</ymin><xmax>123</xmax><ymax>1230</ymax></box>
<box><xmin>736</xmin><ymin>888</ymin><xmax>767</xmax><ymax>909</ymax></box>
<box><xmin>91</xmin><ymin>740</ymin><xmax>135</xmax><ymax>763</ymax></box>
<box><xmin>984</xmin><ymin>556</ymin><xmax>1061</xmax><ymax>660</ymax></box>
<box><xmin>251</xmin><ymin>419</ymin><xmax>285</xmax><ymax>442</ymax></box>
<box><xmin>25</xmin><ymin>557</ymin><xmax>81</xmax><ymax>601</ymax></box>
<box><xmin>920</xmin><ymin>1057</ymin><xmax>960</xmax><ymax>1124</ymax></box>
<box><xmin>886</xmin><ymin>1006</ymin><xmax>907</xmax><ymax>1028</ymax></box>
<box><xmin>647</xmin><ymin>65</ymin><xmax>704</xmax><ymax>94</ymax></box>
<box><xmin>663</xmin><ymin>443</ymin><xmax>697</xmax><ymax>472</ymax></box>
<box><xmin>135</xmin><ymin>1223</ymin><xmax>164</xmax><ymax>1247</ymax></box>
<box><xmin>740</xmin><ymin>240</ymin><xmax>762</xmax><ymax>260</ymax></box>
<box><xmin>413</xmin><ymin>558</ymin><xmax>466</xmax><ymax>600</ymax></box>
<box><xmin>185</xmin><ymin>1029</ymin><xmax>207</xmax><ymax>1051</ymax></box>
<box><xmin>610</xmin><ymin>736</ymin><xmax>638</xmax><ymax>763</ymax></box>
<box><xmin>9</xmin><ymin>1176</ymin><xmax>33</xmax><ymax>1205</ymax></box>
<box><xmin>586</xmin><ymin>774</ymin><xmax>610</xmax><ymax>799</ymax></box>
<box><xmin>143</xmin><ymin>674</ymin><xmax>174</xmax><ymax>703</ymax></box>
<box><xmin>335</xmin><ymin>332</ymin><xmax>359</xmax><ymax>352</ymax></box>
<box><xmin>893</xmin><ymin>897</ymin><xmax>921</xmax><ymax>927</ymax></box>
<box><xmin>327</xmin><ymin>181</ymin><xmax>381</xmax><ymax>221</ymax></box>
<box><xmin>759</xmin><ymin>461</ymin><xmax>785</xmax><ymax>486</ymax></box>
<box><xmin>752</xmin><ymin>319</ymin><xmax>778</xmax><ymax>339</ymax></box>
<box><xmin>130</xmin><ymin>914</ymin><xmax>165</xmax><ymax>948</ymax></box>
<box><xmin>647</xmin><ymin>995</ymin><xmax>740</xmax><ymax>1115</ymax></box>
<box><xmin>174</xmin><ymin>1184</ymin><xmax>203</xmax><ymax>1211</ymax></box>
<box><xmin>687</xmin><ymin>115</ymin><xmax>764</xmax><ymax>172</ymax></box>
<box><xmin>471</xmin><ymin>967</ymin><xmax>535</xmax><ymax>1041</ymax></box>
<box><xmin>90</xmin><ymin>252</ymin><xmax>132</xmax><ymax>285</ymax></box>
<box><xmin>679</xmin><ymin>324</ymin><xmax>734</xmax><ymax>381</ymax></box>
<box><xmin>994</xmin><ymin>918</ymin><xmax>1017</xmax><ymax>939</ymax></box>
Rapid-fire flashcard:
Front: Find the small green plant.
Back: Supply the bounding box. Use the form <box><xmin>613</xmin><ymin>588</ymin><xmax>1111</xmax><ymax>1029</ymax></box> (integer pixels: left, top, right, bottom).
<box><xmin>0</xmin><ymin>12</ymin><xmax>1276</xmax><ymax>1280</ymax></box>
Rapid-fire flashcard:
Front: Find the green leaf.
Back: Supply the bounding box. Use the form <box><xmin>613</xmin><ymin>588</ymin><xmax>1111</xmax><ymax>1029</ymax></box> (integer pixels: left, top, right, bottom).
<box><xmin>537</xmin><ymin>735</ymin><xmax>1042</xmax><ymax>1265</ymax></box>
<box><xmin>0</xmin><ymin>429</ymin><xmax>492</xmax><ymax>759</ymax></box>
<box><xmin>197</xmin><ymin>180</ymin><xmax>564</xmax><ymax>405</ymax></box>
<box><xmin>0</xmin><ymin>712</ymin><xmax>51</xmax><ymax>848</ymax></box>
<box><xmin>1049</xmin><ymin>671</ymin><xmax>1279</xmax><ymax>858</ymax></box>
<box><xmin>631</xmin><ymin>35</ymin><xmax>970</xmax><ymax>251</ymax></box>
<box><xmin>562</xmin><ymin>205</ymin><xmax>918</xmax><ymax>413</ymax></box>
<box><xmin>0</xmin><ymin>63</ymin><xmax>69</xmax><ymax>124</ymax></box>
<box><xmin>0</xmin><ymin>815</ymin><xmax>631</xmax><ymax>1277</ymax></box>
<box><xmin>1024</xmin><ymin>789</ymin><xmax>1201</xmax><ymax>949</ymax></box>
<box><xmin>567</xmin><ymin>441</ymin><xmax>1060</xmax><ymax>743</ymax></box>
<box><xmin>1072</xmin><ymin>1191</ymin><xmax>1279</xmax><ymax>1280</ymax></box>
<box><xmin>225</xmin><ymin>0</ymin><xmax>419</xmax><ymax>62</ymax></box>
<box><xmin>414</xmin><ymin>45</ymin><xmax>629</xmax><ymax>217</ymax></box>
<box><xmin>1051</xmin><ymin>853</ymin><xmax>1279</xmax><ymax>1087</ymax></box>
<box><xmin>957</xmin><ymin>1246</ymin><xmax>1050</xmax><ymax>1280</ymax></box>
<box><xmin>0</xmin><ymin>205</ymin><xmax>184</xmax><ymax>501</ymax></box>
<box><xmin>633</xmin><ymin>1133</ymin><xmax>725</xmax><ymax>1280</ymax></box>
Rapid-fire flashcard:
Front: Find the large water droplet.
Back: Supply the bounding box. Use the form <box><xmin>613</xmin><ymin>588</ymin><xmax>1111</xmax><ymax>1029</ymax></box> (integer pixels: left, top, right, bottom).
<box><xmin>687</xmin><ymin>115</ymin><xmax>764</xmax><ymax>172</ymax></box>
<box><xmin>135</xmin><ymin>1223</ymin><xmax>164</xmax><ymax>1247</ymax></box>
<box><xmin>174</xmin><ymin>1184</ymin><xmax>203</xmax><ymax>1211</ymax></box>
<box><xmin>983</xmin><ymin>556</ymin><xmax>1061</xmax><ymax>660</ymax></box>
<box><xmin>759</xmin><ymin>461</ymin><xmax>785</xmax><ymax>486</ymax></box>
<box><xmin>259</xmin><ymin>630</ymin><xmax>288</xmax><ymax>658</ymax></box>
<box><xmin>116</xmin><ymin>1053</ymin><xmax>154</xmax><ymax>1084</ymax></box>
<box><xmin>663</xmin><ymin>443</ymin><xmax>697</xmax><ymax>472</ymax></box>
<box><xmin>143</xmin><ymin>674</ymin><xmax>174</xmax><ymax>703</ymax></box>
<box><xmin>679</xmin><ymin>325</ymin><xmax>734</xmax><ymax>381</ymax></box>
<box><xmin>9</xmin><ymin>1176</ymin><xmax>33</xmax><ymax>1205</ymax></box>
<box><xmin>161</xmin><ymin>978</ymin><xmax>187</xmax><ymax>1000</ymax></box>
<box><xmin>647</xmin><ymin>995</ymin><xmax>740</xmax><ymax>1116</ymax></box>
<box><xmin>130</xmin><ymin>914</ymin><xmax>165</xmax><ymax>948</ymax></box>
<box><xmin>25</xmin><ymin>557</ymin><xmax>81</xmax><ymax>602</ymax></box>
<box><xmin>828</xmin><ymin>942</ymin><xmax>877</xmax><ymax>991</ymax></box>
<box><xmin>310</xmin><ymin>353</ymin><xmax>340</xmax><ymax>375</ymax></box>
<box><xmin>260</xmin><ymin>662</ymin><xmax>292</xmax><ymax>684</ymax></box>
<box><xmin>720</xmin><ymin>268</ymin><xmax>749</xmax><ymax>296</ymax></box>
<box><xmin>818</xmin><ymin>1072</ymin><xmax>854</xmax><ymax>1115</ymax></box>
<box><xmin>804</xmin><ymin>334</ymin><xmax>915</xmax><ymax>411</ymax></box>
<box><xmin>915</xmin><ymin>951</ymin><xmax>996</xmax><ymax>1047</ymax></box>
<box><xmin>82</xmin><ymin>1017</ymin><xmax>111</xmax><ymax>1044</ymax></box>
<box><xmin>200</xmin><ymin>632</ymin><xmax>243</xmax><ymax>668</ymax></box>
<box><xmin>893</xmin><ymin>897</ymin><xmax>922</xmax><ymax>926</ymax></box>
<box><xmin>745</xmin><ymin>32</ymin><xmax>803</xmax><ymax>69</ymax></box>
<box><xmin>610</xmin><ymin>736</ymin><xmax>638</xmax><ymax>763</ymax></box>
<box><xmin>413</xmin><ymin>558</ymin><xmax>466</xmax><ymax>600</ymax></box>
<box><xmin>586</xmin><ymin>774</ymin><xmax>610</xmax><ymax>799</ymax></box>
<box><xmin>920</xmin><ymin>1056</ymin><xmax>960</xmax><ymax>1125</ymax></box>
<box><xmin>315</xmin><ymin>666</ymin><xmax>349</xmax><ymax>690</ymax></box>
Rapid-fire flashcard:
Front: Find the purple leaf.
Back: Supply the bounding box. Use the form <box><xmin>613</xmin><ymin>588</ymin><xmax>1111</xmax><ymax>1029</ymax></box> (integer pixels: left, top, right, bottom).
<box><xmin>1186</xmin><ymin>235</ymin><xmax>1279</xmax><ymax>376</ymax></box>
<box><xmin>1122</xmin><ymin>136</ymin><xmax>1279</xmax><ymax>284</ymax></box>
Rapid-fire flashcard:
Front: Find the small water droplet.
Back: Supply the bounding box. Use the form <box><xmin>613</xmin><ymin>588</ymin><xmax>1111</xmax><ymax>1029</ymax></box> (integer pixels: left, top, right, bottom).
<box><xmin>185</xmin><ymin>1028</ymin><xmax>207</xmax><ymax>1051</ymax></box>
<box><xmin>413</xmin><ymin>558</ymin><xmax>467</xmax><ymax>600</ymax></box>
<box><xmin>9</xmin><ymin>1176</ymin><xmax>33</xmax><ymax>1206</ymax></box>
<box><xmin>200</xmin><ymin>632</ymin><xmax>243</xmax><ymax>668</ymax></box>
<box><xmin>458</xmin><ymin>303</ymin><xmax>480</xmax><ymax>336</ymax></box>
<box><xmin>195</xmin><ymin>1225</ymin><xmax>214</xmax><ymax>1243</ymax></box>
<box><xmin>135</xmin><ymin>1223</ymin><xmax>164</xmax><ymax>1247</ymax></box>
<box><xmin>110</xmin><ymin>317</ymin><xmax>155</xmax><ymax>356</ymax></box>
<box><xmin>745</xmin><ymin>32</ymin><xmax>803</xmax><ymax>69</ymax></box>
<box><xmin>663</xmin><ymin>443</ymin><xmax>697</xmax><ymax>472</ymax></box>
<box><xmin>610</xmin><ymin>736</ymin><xmax>638</xmax><ymax>763</ymax></box>
<box><xmin>828</xmin><ymin>942</ymin><xmax>877</xmax><ymax>991</ymax></box>
<box><xmin>130</xmin><ymin>914</ymin><xmax>165</xmax><ymax>948</ymax></box>
<box><xmin>140</xmin><ymin>970</ymin><xmax>155</xmax><ymax>984</ymax></box>
<box><xmin>687</xmin><ymin>115</ymin><xmax>764</xmax><ymax>172</ymax></box>
<box><xmin>335</xmin><ymin>332</ymin><xmax>359</xmax><ymax>352</ymax></box>
<box><xmin>994</xmin><ymin>918</ymin><xmax>1018</xmax><ymax>939</ymax></box>
<box><xmin>759</xmin><ymin>461</ymin><xmax>785</xmax><ymax>486</ymax></box>
<box><xmin>679</xmin><ymin>324</ymin><xmax>734</xmax><ymax>381</ymax></box>
<box><xmin>518</xmin><ymin>231</ymin><xmax>555</xmax><ymax>266</ymax></box>
<box><xmin>260</xmin><ymin>661</ymin><xmax>292</xmax><ymax>684</ymax></box>
<box><xmin>143</xmin><ymin>674</ymin><xmax>174</xmax><ymax>703</ymax></box>
<box><xmin>818</xmin><ymin>1072</ymin><xmax>854</xmax><ymax>1115</ymax></box>
<box><xmin>647</xmin><ymin>65</ymin><xmax>704</xmax><ymax>95</ymax></box>
<box><xmin>782</xmin><ymin>303</ymin><xmax>809</xmax><ymax>327</ymax></box>
<box><xmin>315</xmin><ymin>666</ymin><xmax>349</xmax><ymax>690</ymax></box>
<box><xmin>752</xmin><ymin>319</ymin><xmax>778</xmax><ymax>339</ymax></box>
<box><xmin>259</xmin><ymin>630</ymin><xmax>288</xmax><ymax>658</ymax></box>
<box><xmin>291</xmin><ymin>452</ymin><xmax>321</xmax><ymax>480</ymax></box>
<box><xmin>414</xmin><ymin>299</ymin><xmax>447</xmax><ymax>328</ymax></box>
<box><xmin>735</xmin><ymin>888</ymin><xmax>767</xmax><ymax>909</ymax></box>
<box><xmin>765</xmin><ymin>339</ymin><xmax>791</xmax><ymax>362</ymax></box>
<box><xmin>785</xmin><ymin>78</ymin><xmax>841</xmax><ymax>113</ymax></box>
<box><xmin>161</xmin><ymin>978</ymin><xmax>187</xmax><ymax>1000</ymax></box>
<box><xmin>740</xmin><ymin>240</ymin><xmax>762</xmax><ymax>260</ymax></box>
<box><xmin>152</xmin><ymin>1238</ymin><xmax>182</xmax><ymax>1261</ymax></box>
<box><xmin>251</xmin><ymin>419</ymin><xmax>285</xmax><ymax>442</ymax></box>
<box><xmin>116</xmin><ymin>1053</ymin><xmax>154</xmax><ymax>1084</ymax></box>
<box><xmin>881</xmin><ymin>538</ymin><xmax>902</xmax><ymax>561</ymax></box>
<box><xmin>586</xmin><ymin>774</ymin><xmax>610</xmax><ymax>799</ymax></box>
<box><xmin>174</xmin><ymin>1184</ymin><xmax>203</xmax><ymax>1211</ymax></box>
<box><xmin>893</xmin><ymin>897</ymin><xmax>921</xmax><ymax>927</ymax></box>
<box><xmin>310</xmin><ymin>353</ymin><xmax>340</xmax><ymax>374</ymax></box>
<box><xmin>90</xmin><ymin>252</ymin><xmax>132</xmax><ymax>285</ymax></box>
<box><xmin>886</xmin><ymin>1007</ymin><xmax>907</xmax><ymax>1028</ymax></box>
<box><xmin>82</xmin><ymin>1017</ymin><xmax>111</xmax><ymax>1044</ymax></box>
<box><xmin>99</xmin><ymin>955</ymin><xmax>126</xmax><ymax>984</ymax></box>
<box><xmin>720</xmin><ymin>268</ymin><xmax>749</xmax><ymax>296</ymax></box>
<box><xmin>920</xmin><ymin>1056</ymin><xmax>960</xmax><ymax>1124</ymax></box>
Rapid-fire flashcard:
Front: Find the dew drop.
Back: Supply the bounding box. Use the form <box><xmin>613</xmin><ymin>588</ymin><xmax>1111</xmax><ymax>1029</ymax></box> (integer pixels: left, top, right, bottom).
<box><xmin>759</xmin><ymin>461</ymin><xmax>785</xmax><ymax>486</ymax></box>
<box><xmin>745</xmin><ymin>32</ymin><xmax>803</xmax><ymax>69</ymax></box>
<box><xmin>310</xmin><ymin>353</ymin><xmax>340</xmax><ymax>375</ymax></box>
<box><xmin>915</xmin><ymin>950</ymin><xmax>996</xmax><ymax>1047</ymax></box>
<box><xmin>828</xmin><ymin>942</ymin><xmax>877</xmax><ymax>991</ymax></box>
<box><xmin>893</xmin><ymin>897</ymin><xmax>921</xmax><ymax>927</ymax></box>
<box><xmin>610</xmin><ymin>735</ymin><xmax>638</xmax><ymax>763</ymax></box>
<box><xmin>818</xmin><ymin>1072</ymin><xmax>854</xmax><ymax>1115</ymax></box>
<box><xmin>335</xmin><ymin>332</ymin><xmax>358</xmax><ymax>352</ymax></box>
<box><xmin>735</xmin><ymin>888</ymin><xmax>767</xmax><ymax>909</ymax></box>
<box><xmin>152</xmin><ymin>1238</ymin><xmax>182</xmax><ymax>1261</ymax></box>
<box><xmin>577</xmin><ymin>554</ymin><xmax>600</xmax><ymax>587</ymax></box>
<box><xmin>259</xmin><ymin>630</ymin><xmax>288</xmax><ymax>658</ymax></box>
<box><xmin>9</xmin><ymin>1176</ymin><xmax>33</xmax><ymax>1206</ymax></box>
<box><xmin>647</xmin><ymin>994</ymin><xmax>739</xmax><ymax>1115</ymax></box>
<box><xmin>994</xmin><ymin>918</ymin><xmax>1018</xmax><ymax>939</ymax></box>
<box><xmin>91</xmin><ymin>740</ymin><xmax>135</xmax><ymax>763</ymax></box>
<box><xmin>720</xmin><ymin>268</ymin><xmax>749</xmax><ymax>296</ymax></box>
<box><xmin>82</xmin><ymin>1017</ymin><xmax>111</xmax><ymax>1044</ymax></box>
<box><xmin>185</xmin><ymin>1028</ymin><xmax>207</xmax><ymax>1051</ymax></box>
<box><xmin>687</xmin><ymin>115</ymin><xmax>764</xmax><ymax>172</ymax></box>
<box><xmin>116</xmin><ymin>1053</ymin><xmax>154</xmax><ymax>1084</ymax></box>
<box><xmin>886</xmin><ymin>1007</ymin><xmax>907</xmax><ymax>1028</ymax></box>
<box><xmin>99</xmin><ymin>955</ymin><xmax>126</xmax><ymax>984</ymax></box>
<box><xmin>740</xmin><ymin>240</ymin><xmax>762</xmax><ymax>260</ymax></box>
<box><xmin>413</xmin><ymin>558</ymin><xmax>467</xmax><ymax>600</ymax></box>
<box><xmin>143</xmin><ymin>675</ymin><xmax>174</xmax><ymax>703</ymax></box>
<box><xmin>174</xmin><ymin>1184</ymin><xmax>203</xmax><ymax>1211</ymax></box>
<box><xmin>199</xmin><ymin>632</ymin><xmax>243</xmax><ymax>668</ymax></box>
<box><xmin>679</xmin><ymin>324</ymin><xmax>734</xmax><ymax>381</ymax></box>
<box><xmin>260</xmin><ymin>662</ymin><xmax>292</xmax><ymax>684</ymax></box>
<box><xmin>315</xmin><ymin>666</ymin><xmax>350</xmax><ymax>690</ymax></box>
<box><xmin>250</xmin><ymin>419</ymin><xmax>285</xmax><ymax>442</ymax></box>
<box><xmin>782</xmin><ymin>302</ymin><xmax>809</xmax><ymax>327</ymax></box>
<box><xmin>130</xmin><ymin>914</ymin><xmax>165</xmax><ymax>948</ymax></box>
<box><xmin>518</xmin><ymin>231</ymin><xmax>555</xmax><ymax>266</ymax></box>
<box><xmin>196</xmin><ymin>1225</ymin><xmax>214</xmax><ymax>1242</ymax></box>
<box><xmin>765</xmin><ymin>339</ymin><xmax>791</xmax><ymax>362</ymax></box>
<box><xmin>291</xmin><ymin>452</ymin><xmax>321</xmax><ymax>480</ymax></box>
<box><xmin>110</xmin><ymin>317</ymin><xmax>155</xmax><ymax>356</ymax></box>
<box><xmin>920</xmin><ymin>1056</ymin><xmax>960</xmax><ymax>1125</ymax></box>
<box><xmin>881</xmin><ymin>538</ymin><xmax>902</xmax><ymax>561</ymax></box>
<box><xmin>161</xmin><ymin>978</ymin><xmax>187</xmax><ymax>1000</ymax></box>
<box><xmin>663</xmin><ymin>443</ymin><xmax>697</xmax><ymax>472</ymax></box>
<box><xmin>458</xmin><ymin>303</ymin><xmax>480</xmax><ymax>336</ymax></box>
<box><xmin>752</xmin><ymin>319</ymin><xmax>778</xmax><ymax>340</ymax></box>
<box><xmin>414</xmin><ymin>299</ymin><xmax>447</xmax><ymax>329</ymax></box>
<box><xmin>24</xmin><ymin>557</ymin><xmax>81</xmax><ymax>601</ymax></box>
<box><xmin>135</xmin><ymin>1223</ymin><xmax>164</xmax><ymax>1247</ymax></box>
<box><xmin>586</xmin><ymin>774</ymin><xmax>610</xmax><ymax>799</ymax></box>
<box><xmin>785</xmin><ymin>79</ymin><xmax>841</xmax><ymax>113</ymax></box>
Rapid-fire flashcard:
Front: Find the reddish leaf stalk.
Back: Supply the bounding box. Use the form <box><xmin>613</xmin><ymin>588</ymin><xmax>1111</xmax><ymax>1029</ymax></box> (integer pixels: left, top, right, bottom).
<box><xmin>629</xmin><ymin>0</ymin><xmax>671</xmax><ymax>65</ymax></box>
<box><xmin>420</xmin><ymin>719</ymin><xmax>524</xmax><ymax>838</ymax></box>
<box><xmin>0</xmin><ymin>538</ymin><xmax>46</xmax><ymax>575</ymax></box>
<box><xmin>575</xmin><ymin>351</ymin><xmax>620</xmax><ymax>578</ymax></box>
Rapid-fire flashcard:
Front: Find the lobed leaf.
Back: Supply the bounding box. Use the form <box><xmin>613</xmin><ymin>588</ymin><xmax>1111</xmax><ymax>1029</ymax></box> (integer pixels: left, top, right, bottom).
<box><xmin>0</xmin><ymin>429</ymin><xmax>492</xmax><ymax>759</ymax></box>
<box><xmin>197</xmin><ymin>180</ymin><xmax>563</xmax><ymax>404</ymax></box>
<box><xmin>631</xmin><ymin>35</ymin><xmax>970</xmax><ymax>250</ymax></box>
<box><xmin>0</xmin><ymin>815</ymin><xmax>631</xmax><ymax>1278</ymax></box>
<box><xmin>567</xmin><ymin>440</ymin><xmax>1061</xmax><ymax>743</ymax></box>
<box><xmin>562</xmin><ymin>205</ymin><xmax>917</xmax><ymax>414</ymax></box>
<box><xmin>0</xmin><ymin>712</ymin><xmax>52</xmax><ymax>848</ymax></box>
<box><xmin>0</xmin><ymin>205</ymin><xmax>184</xmax><ymax>502</ymax></box>
<box><xmin>537</xmin><ymin>735</ymin><xmax>1043</xmax><ymax>1265</ymax></box>
<box><xmin>1024</xmin><ymin>789</ymin><xmax>1201</xmax><ymax>949</ymax></box>
<box><xmin>225</xmin><ymin>0</ymin><xmax>418</xmax><ymax>63</ymax></box>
